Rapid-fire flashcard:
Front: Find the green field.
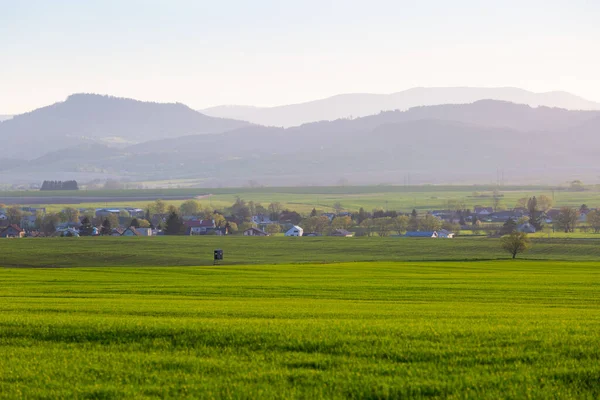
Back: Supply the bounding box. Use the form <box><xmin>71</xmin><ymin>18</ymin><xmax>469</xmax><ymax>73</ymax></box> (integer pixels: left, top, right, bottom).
<box><xmin>1</xmin><ymin>237</ymin><xmax>600</xmax><ymax>398</ymax></box>
<box><xmin>1</xmin><ymin>185</ymin><xmax>598</xmax><ymax>213</ymax></box>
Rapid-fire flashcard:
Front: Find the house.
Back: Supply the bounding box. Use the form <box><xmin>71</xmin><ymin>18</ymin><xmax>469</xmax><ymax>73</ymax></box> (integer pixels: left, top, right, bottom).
<box><xmin>285</xmin><ymin>225</ymin><xmax>304</xmax><ymax>237</ymax></box>
<box><xmin>58</xmin><ymin>228</ymin><xmax>80</xmax><ymax>237</ymax></box>
<box><xmin>321</xmin><ymin>213</ymin><xmax>336</xmax><ymax>222</ymax></box>
<box><xmin>121</xmin><ymin>227</ymin><xmax>140</xmax><ymax>236</ymax></box>
<box><xmin>185</xmin><ymin>220</ymin><xmax>217</xmax><ymax>235</ymax></box>
<box><xmin>111</xmin><ymin>228</ymin><xmax>125</xmax><ymax>236</ymax></box>
<box><xmin>136</xmin><ymin>228</ymin><xmax>153</xmax><ymax>237</ymax></box>
<box><xmin>0</xmin><ymin>224</ymin><xmax>25</xmax><ymax>238</ymax></box>
<box><xmin>517</xmin><ymin>222</ymin><xmax>536</xmax><ymax>234</ymax></box>
<box><xmin>474</xmin><ymin>207</ymin><xmax>494</xmax><ymax>216</ymax></box>
<box><xmin>243</xmin><ymin>227</ymin><xmax>269</xmax><ymax>237</ymax></box>
<box><xmin>330</xmin><ymin>229</ymin><xmax>353</xmax><ymax>237</ymax></box>
<box><xmin>487</xmin><ymin>210</ymin><xmax>526</xmax><ymax>223</ymax></box>
<box><xmin>57</xmin><ymin>222</ymin><xmax>82</xmax><ymax>231</ymax></box>
<box><xmin>404</xmin><ymin>231</ymin><xmax>438</xmax><ymax>238</ymax></box>
<box><xmin>95</xmin><ymin>209</ymin><xmax>121</xmax><ymax>218</ymax></box>
<box><xmin>437</xmin><ymin>229</ymin><xmax>455</xmax><ymax>239</ymax></box>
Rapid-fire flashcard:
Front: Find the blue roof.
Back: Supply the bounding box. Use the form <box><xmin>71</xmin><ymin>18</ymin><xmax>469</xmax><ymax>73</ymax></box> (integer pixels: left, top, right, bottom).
<box><xmin>404</xmin><ymin>231</ymin><xmax>435</xmax><ymax>237</ymax></box>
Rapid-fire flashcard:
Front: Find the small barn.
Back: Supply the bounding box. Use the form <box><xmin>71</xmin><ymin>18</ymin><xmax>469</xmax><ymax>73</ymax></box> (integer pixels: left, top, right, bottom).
<box><xmin>243</xmin><ymin>227</ymin><xmax>269</xmax><ymax>237</ymax></box>
<box><xmin>285</xmin><ymin>225</ymin><xmax>304</xmax><ymax>237</ymax></box>
<box><xmin>330</xmin><ymin>229</ymin><xmax>353</xmax><ymax>237</ymax></box>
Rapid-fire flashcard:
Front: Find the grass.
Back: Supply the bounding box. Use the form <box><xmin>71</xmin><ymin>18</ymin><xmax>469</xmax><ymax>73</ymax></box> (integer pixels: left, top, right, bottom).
<box><xmin>1</xmin><ymin>261</ymin><xmax>600</xmax><ymax>398</ymax></box>
<box><xmin>2</xmin><ymin>236</ymin><xmax>600</xmax><ymax>268</ymax></box>
<box><xmin>2</xmin><ymin>185</ymin><xmax>599</xmax><ymax>213</ymax></box>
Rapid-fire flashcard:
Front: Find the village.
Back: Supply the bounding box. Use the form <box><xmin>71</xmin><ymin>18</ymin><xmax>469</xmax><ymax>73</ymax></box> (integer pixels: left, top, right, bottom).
<box><xmin>0</xmin><ymin>196</ymin><xmax>593</xmax><ymax>239</ymax></box>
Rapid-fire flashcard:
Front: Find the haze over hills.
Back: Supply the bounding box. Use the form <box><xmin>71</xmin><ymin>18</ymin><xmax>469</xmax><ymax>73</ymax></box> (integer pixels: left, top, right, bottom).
<box><xmin>0</xmin><ymin>94</ymin><xmax>249</xmax><ymax>159</ymax></box>
<box><xmin>0</xmin><ymin>115</ymin><xmax>12</xmax><ymax>122</ymax></box>
<box><xmin>2</xmin><ymin>95</ymin><xmax>599</xmax><ymax>186</ymax></box>
<box><xmin>202</xmin><ymin>87</ymin><xmax>600</xmax><ymax>127</ymax></box>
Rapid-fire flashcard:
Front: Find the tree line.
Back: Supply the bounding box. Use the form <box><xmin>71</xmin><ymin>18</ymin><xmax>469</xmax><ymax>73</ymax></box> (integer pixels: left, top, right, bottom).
<box><xmin>40</xmin><ymin>180</ymin><xmax>79</xmax><ymax>191</ymax></box>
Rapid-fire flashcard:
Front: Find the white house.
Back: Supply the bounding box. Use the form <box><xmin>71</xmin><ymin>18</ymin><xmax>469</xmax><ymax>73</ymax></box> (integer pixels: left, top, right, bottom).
<box><xmin>437</xmin><ymin>229</ymin><xmax>455</xmax><ymax>239</ymax></box>
<box><xmin>285</xmin><ymin>225</ymin><xmax>304</xmax><ymax>237</ymax></box>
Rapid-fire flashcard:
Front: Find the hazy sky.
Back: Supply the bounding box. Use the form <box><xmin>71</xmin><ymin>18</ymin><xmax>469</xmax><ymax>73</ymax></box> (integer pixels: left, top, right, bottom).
<box><xmin>1</xmin><ymin>0</ymin><xmax>599</xmax><ymax>114</ymax></box>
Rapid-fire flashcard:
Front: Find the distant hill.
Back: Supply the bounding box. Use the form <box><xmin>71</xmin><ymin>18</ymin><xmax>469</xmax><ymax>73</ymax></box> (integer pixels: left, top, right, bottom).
<box><xmin>0</xmin><ymin>94</ymin><xmax>249</xmax><ymax>159</ymax></box>
<box><xmin>202</xmin><ymin>87</ymin><xmax>600</xmax><ymax>127</ymax></box>
<box><xmin>0</xmin><ymin>115</ymin><xmax>12</xmax><ymax>122</ymax></box>
<box><xmin>3</xmin><ymin>98</ymin><xmax>600</xmax><ymax>185</ymax></box>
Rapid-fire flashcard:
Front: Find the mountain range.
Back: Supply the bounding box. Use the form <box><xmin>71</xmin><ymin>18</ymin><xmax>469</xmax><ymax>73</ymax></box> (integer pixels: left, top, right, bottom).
<box><xmin>202</xmin><ymin>87</ymin><xmax>600</xmax><ymax>127</ymax></box>
<box><xmin>1</xmin><ymin>91</ymin><xmax>600</xmax><ymax>186</ymax></box>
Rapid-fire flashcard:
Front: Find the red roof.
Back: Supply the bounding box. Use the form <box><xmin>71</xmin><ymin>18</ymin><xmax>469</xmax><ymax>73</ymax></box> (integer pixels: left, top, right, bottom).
<box><xmin>4</xmin><ymin>224</ymin><xmax>23</xmax><ymax>233</ymax></box>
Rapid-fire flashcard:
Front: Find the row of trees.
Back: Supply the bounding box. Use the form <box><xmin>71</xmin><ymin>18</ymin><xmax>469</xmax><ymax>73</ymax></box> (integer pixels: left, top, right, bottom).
<box><xmin>40</xmin><ymin>180</ymin><xmax>79</xmax><ymax>191</ymax></box>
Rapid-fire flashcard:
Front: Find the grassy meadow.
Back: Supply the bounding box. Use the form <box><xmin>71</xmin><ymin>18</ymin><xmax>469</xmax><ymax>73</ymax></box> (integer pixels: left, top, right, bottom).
<box><xmin>2</xmin><ymin>185</ymin><xmax>599</xmax><ymax>213</ymax></box>
<box><xmin>1</xmin><ymin>259</ymin><xmax>600</xmax><ymax>399</ymax></box>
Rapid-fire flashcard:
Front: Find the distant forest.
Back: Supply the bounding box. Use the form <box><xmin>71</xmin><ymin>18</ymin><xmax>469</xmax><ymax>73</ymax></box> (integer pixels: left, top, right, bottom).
<box><xmin>40</xmin><ymin>180</ymin><xmax>79</xmax><ymax>191</ymax></box>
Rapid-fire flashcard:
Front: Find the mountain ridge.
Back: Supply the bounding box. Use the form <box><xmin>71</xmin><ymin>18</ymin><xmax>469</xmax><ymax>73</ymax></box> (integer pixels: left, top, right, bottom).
<box><xmin>202</xmin><ymin>87</ymin><xmax>600</xmax><ymax>127</ymax></box>
<box><xmin>0</xmin><ymin>93</ymin><xmax>250</xmax><ymax>159</ymax></box>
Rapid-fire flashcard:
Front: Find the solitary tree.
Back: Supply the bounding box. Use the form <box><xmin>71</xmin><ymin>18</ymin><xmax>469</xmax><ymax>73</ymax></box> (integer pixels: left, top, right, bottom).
<box><xmin>501</xmin><ymin>232</ymin><xmax>531</xmax><ymax>259</ymax></box>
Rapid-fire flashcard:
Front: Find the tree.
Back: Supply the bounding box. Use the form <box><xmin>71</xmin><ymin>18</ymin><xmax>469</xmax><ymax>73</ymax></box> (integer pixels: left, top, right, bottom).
<box><xmin>130</xmin><ymin>218</ymin><xmax>140</xmax><ymax>228</ymax></box>
<box><xmin>501</xmin><ymin>232</ymin><xmax>532</xmax><ymax>259</ymax></box>
<box><xmin>266</xmin><ymin>224</ymin><xmax>282</xmax><ymax>235</ymax></box>
<box><xmin>373</xmin><ymin>217</ymin><xmax>392</xmax><ymax>237</ymax></box>
<box><xmin>359</xmin><ymin>218</ymin><xmax>375</xmax><ymax>237</ymax></box>
<box><xmin>302</xmin><ymin>216</ymin><xmax>330</xmax><ymax>234</ymax></box>
<box><xmin>165</xmin><ymin>211</ymin><xmax>184</xmax><ymax>235</ymax></box>
<box><xmin>227</xmin><ymin>221</ymin><xmax>239</xmax><ymax>234</ymax></box>
<box><xmin>570</xmin><ymin>180</ymin><xmax>584</xmax><ymax>191</ymax></box>
<box><xmin>333</xmin><ymin>202</ymin><xmax>343</xmax><ymax>214</ymax></box>
<box><xmin>310</xmin><ymin>208</ymin><xmax>318</xmax><ymax>217</ymax></box>
<box><xmin>79</xmin><ymin>216</ymin><xmax>95</xmax><ymax>236</ymax></box>
<box><xmin>137</xmin><ymin>219</ymin><xmax>151</xmax><ymax>228</ymax></box>
<box><xmin>515</xmin><ymin>198</ymin><xmax>528</xmax><ymax>209</ymax></box>
<box><xmin>419</xmin><ymin>214</ymin><xmax>442</xmax><ymax>231</ymax></box>
<box><xmin>586</xmin><ymin>210</ymin><xmax>600</xmax><ymax>233</ymax></box>
<box><xmin>357</xmin><ymin>207</ymin><xmax>368</xmax><ymax>224</ymax></box>
<box><xmin>180</xmin><ymin>199</ymin><xmax>202</xmax><ymax>216</ymax></box>
<box><xmin>556</xmin><ymin>207</ymin><xmax>579</xmax><ymax>233</ymax></box>
<box><xmin>500</xmin><ymin>218</ymin><xmax>517</xmax><ymax>235</ymax></box>
<box><xmin>537</xmin><ymin>195</ymin><xmax>554</xmax><ymax>212</ymax></box>
<box><xmin>238</xmin><ymin>221</ymin><xmax>256</xmax><ymax>232</ymax></box>
<box><xmin>268</xmin><ymin>202</ymin><xmax>283</xmax><ymax>221</ymax></box>
<box><xmin>100</xmin><ymin>218</ymin><xmax>112</xmax><ymax>236</ymax></box>
<box><xmin>154</xmin><ymin>199</ymin><xmax>167</xmax><ymax>215</ymax></box>
<box><xmin>492</xmin><ymin>189</ymin><xmax>502</xmax><ymax>212</ymax></box>
<box><xmin>442</xmin><ymin>221</ymin><xmax>460</xmax><ymax>235</ymax></box>
<box><xmin>213</xmin><ymin>213</ymin><xmax>227</xmax><ymax>228</ymax></box>
<box><xmin>58</xmin><ymin>207</ymin><xmax>80</xmax><ymax>223</ymax></box>
<box><xmin>392</xmin><ymin>215</ymin><xmax>409</xmax><ymax>235</ymax></box>
<box><xmin>527</xmin><ymin>197</ymin><xmax>543</xmax><ymax>231</ymax></box>
<box><xmin>409</xmin><ymin>209</ymin><xmax>419</xmax><ymax>231</ymax></box>
<box><xmin>6</xmin><ymin>206</ymin><xmax>23</xmax><ymax>224</ymax></box>
<box><xmin>41</xmin><ymin>213</ymin><xmax>60</xmax><ymax>234</ymax></box>
<box><xmin>331</xmin><ymin>216</ymin><xmax>352</xmax><ymax>230</ymax></box>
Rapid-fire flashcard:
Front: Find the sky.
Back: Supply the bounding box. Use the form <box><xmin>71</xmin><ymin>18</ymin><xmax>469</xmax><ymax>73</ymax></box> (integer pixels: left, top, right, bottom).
<box><xmin>1</xmin><ymin>0</ymin><xmax>599</xmax><ymax>114</ymax></box>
